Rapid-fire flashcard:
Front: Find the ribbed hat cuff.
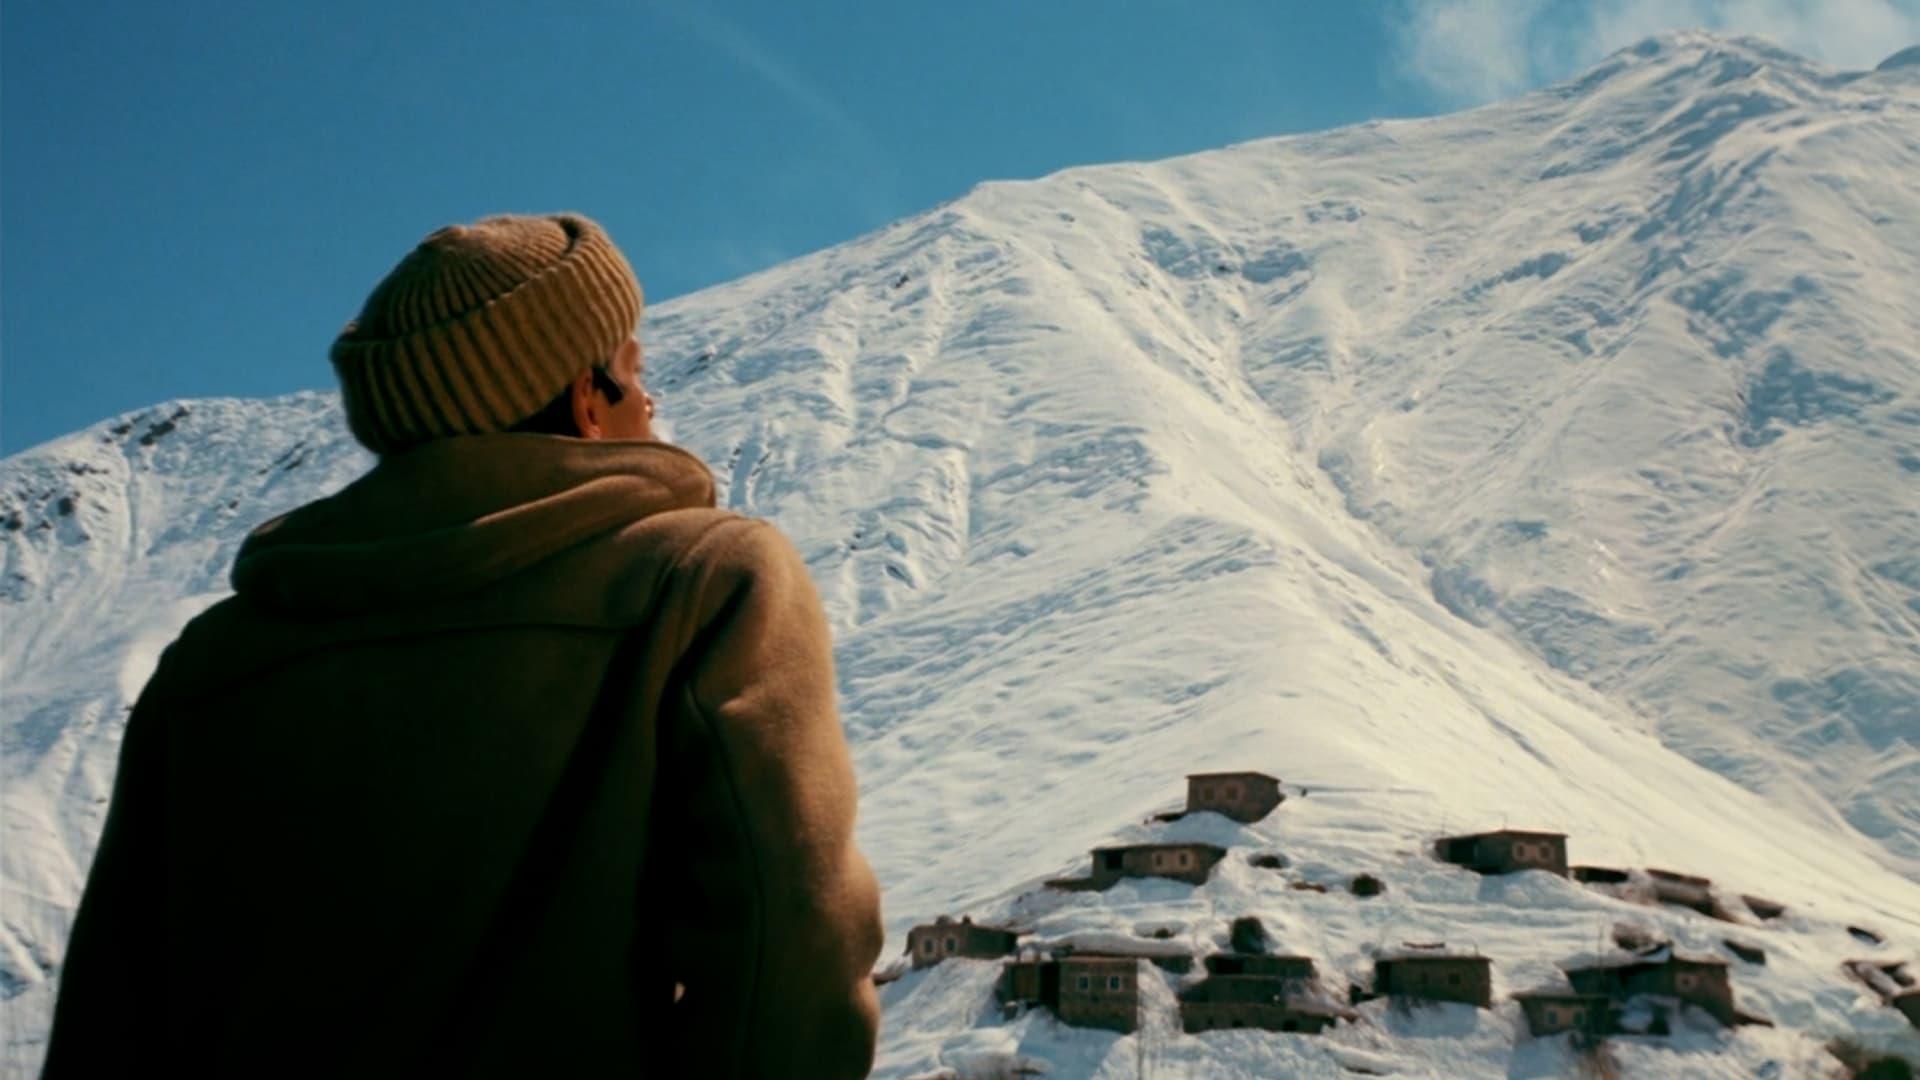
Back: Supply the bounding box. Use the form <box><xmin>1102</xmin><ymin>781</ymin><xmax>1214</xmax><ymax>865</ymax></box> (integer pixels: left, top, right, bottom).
<box><xmin>331</xmin><ymin>214</ymin><xmax>642</xmax><ymax>454</ymax></box>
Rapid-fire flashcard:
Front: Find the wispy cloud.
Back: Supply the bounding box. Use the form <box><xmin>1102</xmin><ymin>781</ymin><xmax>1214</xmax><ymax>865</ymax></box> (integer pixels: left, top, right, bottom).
<box><xmin>648</xmin><ymin>2</ymin><xmax>901</xmax><ymax>252</ymax></box>
<box><xmin>1388</xmin><ymin>0</ymin><xmax>1920</xmax><ymax>105</ymax></box>
<box><xmin>651</xmin><ymin>3</ymin><xmax>893</xmax><ymax>170</ymax></box>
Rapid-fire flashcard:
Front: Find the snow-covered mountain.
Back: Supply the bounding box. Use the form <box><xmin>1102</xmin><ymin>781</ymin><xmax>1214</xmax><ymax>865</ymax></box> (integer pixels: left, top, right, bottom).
<box><xmin>5</xmin><ymin>31</ymin><xmax>1918</xmax><ymax>1077</ymax></box>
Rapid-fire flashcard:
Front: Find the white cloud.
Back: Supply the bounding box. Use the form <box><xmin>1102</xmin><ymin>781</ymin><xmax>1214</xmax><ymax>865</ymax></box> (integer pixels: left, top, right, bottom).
<box><xmin>1388</xmin><ymin>0</ymin><xmax>1920</xmax><ymax>105</ymax></box>
<box><xmin>1391</xmin><ymin>0</ymin><xmax>1553</xmax><ymax>103</ymax></box>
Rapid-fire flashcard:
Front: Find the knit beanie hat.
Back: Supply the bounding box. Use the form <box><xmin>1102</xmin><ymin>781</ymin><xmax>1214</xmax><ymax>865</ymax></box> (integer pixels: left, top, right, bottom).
<box><xmin>331</xmin><ymin>212</ymin><xmax>643</xmax><ymax>454</ymax></box>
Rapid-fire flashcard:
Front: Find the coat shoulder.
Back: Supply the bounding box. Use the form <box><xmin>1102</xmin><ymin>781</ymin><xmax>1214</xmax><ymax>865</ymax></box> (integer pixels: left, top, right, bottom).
<box><xmin>544</xmin><ymin>507</ymin><xmax>809</xmax><ymax>628</ymax></box>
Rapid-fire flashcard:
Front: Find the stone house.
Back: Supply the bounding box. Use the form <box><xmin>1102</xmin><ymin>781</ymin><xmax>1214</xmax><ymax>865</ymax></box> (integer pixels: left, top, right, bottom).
<box><xmin>1571</xmin><ymin>865</ymin><xmax>1630</xmax><ymax>884</ymax></box>
<box><xmin>1183</xmin><ymin>771</ymin><xmax>1285</xmax><ymax>823</ymax></box>
<box><xmin>1057</xmin><ymin>957</ymin><xmax>1142</xmax><ymax>1033</ymax></box>
<box><xmin>1184</xmin><ymin>975</ymin><xmax>1302</xmax><ymax>1005</ymax></box>
<box><xmin>1202</xmin><ymin>953</ymin><xmax>1317</xmax><ymax>997</ymax></box>
<box><xmin>1060</xmin><ymin>946</ymin><xmax>1193</xmax><ymax>975</ymax></box>
<box><xmin>1513</xmin><ymin>992</ymin><xmax>1617</xmax><ymax>1037</ymax></box>
<box><xmin>1564</xmin><ymin>951</ymin><xmax>1736</xmax><ymax>1027</ymax></box>
<box><xmin>1047</xmin><ymin>842</ymin><xmax>1227</xmax><ymax>891</ymax></box>
<box><xmin>1182</xmin><ymin>997</ymin><xmax>1345</xmax><ymax>1035</ymax></box>
<box><xmin>999</xmin><ymin>958</ymin><xmax>1057</xmax><ymax>1009</ymax></box>
<box><xmin>1206</xmin><ymin>953</ymin><xmax>1316</xmax><ymax>978</ymax></box>
<box><xmin>998</xmin><ymin>955</ymin><xmax>1145</xmax><ymax>1033</ymax></box>
<box><xmin>1434</xmin><ymin>830</ymin><xmax>1569</xmax><ymax>877</ymax></box>
<box><xmin>906</xmin><ymin>915</ymin><xmax>1020</xmax><ymax>969</ymax></box>
<box><xmin>1646</xmin><ymin>869</ymin><xmax>1721</xmax><ymax>917</ymax></box>
<box><xmin>1372</xmin><ymin>952</ymin><xmax>1494</xmax><ymax>1008</ymax></box>
<box><xmin>1180</xmin><ymin>954</ymin><xmax>1342</xmax><ymax>1034</ymax></box>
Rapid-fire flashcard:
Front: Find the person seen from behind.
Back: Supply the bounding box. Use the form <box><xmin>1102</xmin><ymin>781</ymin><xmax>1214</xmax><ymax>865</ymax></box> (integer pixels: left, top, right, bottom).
<box><xmin>44</xmin><ymin>213</ymin><xmax>884</xmax><ymax>1078</ymax></box>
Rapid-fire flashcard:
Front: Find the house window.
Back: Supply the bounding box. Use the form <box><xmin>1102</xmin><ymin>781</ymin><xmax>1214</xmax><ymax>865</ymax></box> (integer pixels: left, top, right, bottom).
<box><xmin>946</xmin><ymin>937</ymin><xmax>958</xmax><ymax>953</ymax></box>
<box><xmin>922</xmin><ymin>939</ymin><xmax>936</xmax><ymax>954</ymax></box>
<box><xmin>1179</xmin><ymin>852</ymin><xmax>1191</xmax><ymax>867</ymax></box>
<box><xmin>1152</xmin><ymin>852</ymin><xmax>1166</xmax><ymax>869</ymax></box>
<box><xmin>1077</xmin><ymin>976</ymin><xmax>1091</xmax><ymax>991</ymax></box>
<box><xmin>1107</xmin><ymin>976</ymin><xmax>1122</xmax><ymax>990</ymax></box>
<box><xmin>1226</xmin><ymin>783</ymin><xmax>1241</xmax><ymax>799</ymax></box>
<box><xmin>1545</xmin><ymin>1007</ymin><xmax>1562</xmax><ymax>1026</ymax></box>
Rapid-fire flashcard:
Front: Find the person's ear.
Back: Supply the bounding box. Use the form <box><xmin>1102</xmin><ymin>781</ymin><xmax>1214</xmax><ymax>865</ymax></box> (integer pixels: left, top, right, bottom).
<box><xmin>567</xmin><ymin>367</ymin><xmax>602</xmax><ymax>439</ymax></box>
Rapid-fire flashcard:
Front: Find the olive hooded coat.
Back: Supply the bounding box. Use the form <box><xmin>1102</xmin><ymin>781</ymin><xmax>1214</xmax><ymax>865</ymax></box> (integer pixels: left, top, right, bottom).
<box><xmin>44</xmin><ymin>433</ymin><xmax>883</xmax><ymax>1078</ymax></box>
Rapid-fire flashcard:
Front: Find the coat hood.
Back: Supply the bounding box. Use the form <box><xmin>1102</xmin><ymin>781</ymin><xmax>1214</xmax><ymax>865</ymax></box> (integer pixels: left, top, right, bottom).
<box><xmin>232</xmin><ymin>434</ymin><xmax>717</xmax><ymax>616</ymax></box>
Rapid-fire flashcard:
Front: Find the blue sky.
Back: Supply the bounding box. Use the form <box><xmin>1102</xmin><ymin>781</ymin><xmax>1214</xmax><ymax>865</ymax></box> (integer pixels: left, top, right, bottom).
<box><xmin>4</xmin><ymin>0</ymin><xmax>1914</xmax><ymax>453</ymax></box>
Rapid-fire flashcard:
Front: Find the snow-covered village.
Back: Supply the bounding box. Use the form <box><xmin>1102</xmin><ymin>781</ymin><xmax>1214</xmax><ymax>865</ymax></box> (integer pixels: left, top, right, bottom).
<box><xmin>4</xmin><ymin>7</ymin><xmax>1919</xmax><ymax>1079</ymax></box>
<box><xmin>877</xmin><ymin>766</ymin><xmax>1916</xmax><ymax>1075</ymax></box>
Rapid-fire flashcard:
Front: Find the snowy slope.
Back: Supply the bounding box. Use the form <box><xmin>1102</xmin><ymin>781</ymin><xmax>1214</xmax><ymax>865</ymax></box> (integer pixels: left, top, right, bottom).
<box><xmin>4</xmin><ymin>31</ymin><xmax>1918</xmax><ymax>1078</ymax></box>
